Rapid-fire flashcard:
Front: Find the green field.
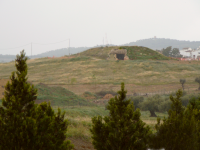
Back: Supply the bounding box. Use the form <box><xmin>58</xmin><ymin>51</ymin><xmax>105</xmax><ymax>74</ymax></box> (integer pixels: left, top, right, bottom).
<box><xmin>61</xmin><ymin>106</ymin><xmax>168</xmax><ymax>140</ymax></box>
<box><xmin>35</xmin><ymin>83</ymin><xmax>94</xmax><ymax>106</ymax></box>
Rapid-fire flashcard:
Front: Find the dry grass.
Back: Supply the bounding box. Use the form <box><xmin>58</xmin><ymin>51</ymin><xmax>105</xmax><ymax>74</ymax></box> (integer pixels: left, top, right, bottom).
<box><xmin>1</xmin><ymin>56</ymin><xmax>200</xmax><ymax>97</ymax></box>
<box><xmin>63</xmin><ymin>109</ymin><xmax>167</xmax><ymax>142</ymax></box>
<box><xmin>1</xmin><ymin>57</ymin><xmax>200</xmax><ymax>85</ymax></box>
<box><xmin>65</xmin><ymin>110</ymin><xmax>167</xmax><ymax>150</ymax></box>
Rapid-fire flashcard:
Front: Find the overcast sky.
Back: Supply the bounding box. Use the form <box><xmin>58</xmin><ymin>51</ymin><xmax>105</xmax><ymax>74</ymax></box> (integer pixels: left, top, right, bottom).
<box><xmin>0</xmin><ymin>0</ymin><xmax>200</xmax><ymax>56</ymax></box>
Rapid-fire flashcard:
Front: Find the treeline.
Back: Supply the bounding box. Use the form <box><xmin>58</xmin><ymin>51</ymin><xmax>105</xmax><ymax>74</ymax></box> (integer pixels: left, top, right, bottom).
<box><xmin>128</xmin><ymin>76</ymin><xmax>200</xmax><ymax>118</ymax></box>
<box><xmin>160</xmin><ymin>46</ymin><xmax>182</xmax><ymax>58</ymax></box>
<box><xmin>91</xmin><ymin>84</ymin><xmax>200</xmax><ymax>150</ymax></box>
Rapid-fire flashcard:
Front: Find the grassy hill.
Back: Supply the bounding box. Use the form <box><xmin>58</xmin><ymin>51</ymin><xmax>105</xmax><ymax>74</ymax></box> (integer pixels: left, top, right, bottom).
<box><xmin>35</xmin><ymin>83</ymin><xmax>93</xmax><ymax>106</ymax></box>
<box><xmin>1</xmin><ymin>46</ymin><xmax>200</xmax><ymax>96</ymax></box>
<box><xmin>0</xmin><ymin>82</ymin><xmax>93</xmax><ymax>106</ymax></box>
<box><xmin>0</xmin><ymin>53</ymin><xmax>200</xmax><ymax>86</ymax></box>
<box><xmin>80</xmin><ymin>46</ymin><xmax>169</xmax><ymax>60</ymax></box>
<box><xmin>120</xmin><ymin>46</ymin><xmax>169</xmax><ymax>60</ymax></box>
<box><xmin>80</xmin><ymin>46</ymin><xmax>116</xmax><ymax>59</ymax></box>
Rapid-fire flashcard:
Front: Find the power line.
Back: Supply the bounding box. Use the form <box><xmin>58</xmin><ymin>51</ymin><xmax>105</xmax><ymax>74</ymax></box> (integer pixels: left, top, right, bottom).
<box><xmin>0</xmin><ymin>43</ymin><xmax>31</xmax><ymax>50</ymax></box>
<box><xmin>33</xmin><ymin>39</ymin><xmax>69</xmax><ymax>45</ymax></box>
<box><xmin>0</xmin><ymin>39</ymin><xmax>69</xmax><ymax>50</ymax></box>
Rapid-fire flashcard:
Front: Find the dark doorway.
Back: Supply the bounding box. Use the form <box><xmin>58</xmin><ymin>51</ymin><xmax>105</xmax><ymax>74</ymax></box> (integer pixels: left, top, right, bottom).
<box><xmin>116</xmin><ymin>54</ymin><xmax>125</xmax><ymax>60</ymax></box>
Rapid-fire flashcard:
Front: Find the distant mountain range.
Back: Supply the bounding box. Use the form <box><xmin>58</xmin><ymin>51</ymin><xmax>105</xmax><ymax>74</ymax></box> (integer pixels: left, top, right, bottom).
<box><xmin>0</xmin><ymin>47</ymin><xmax>92</xmax><ymax>63</ymax></box>
<box><xmin>123</xmin><ymin>38</ymin><xmax>200</xmax><ymax>50</ymax></box>
<box><xmin>1</xmin><ymin>38</ymin><xmax>200</xmax><ymax>63</ymax></box>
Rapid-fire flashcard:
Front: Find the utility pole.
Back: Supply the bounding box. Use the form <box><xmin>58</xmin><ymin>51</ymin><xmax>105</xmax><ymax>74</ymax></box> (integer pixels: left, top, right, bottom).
<box><xmin>31</xmin><ymin>42</ymin><xmax>32</xmax><ymax>57</ymax></box>
<box><xmin>105</xmin><ymin>33</ymin><xmax>107</xmax><ymax>45</ymax></box>
<box><xmin>69</xmin><ymin>39</ymin><xmax>70</xmax><ymax>56</ymax></box>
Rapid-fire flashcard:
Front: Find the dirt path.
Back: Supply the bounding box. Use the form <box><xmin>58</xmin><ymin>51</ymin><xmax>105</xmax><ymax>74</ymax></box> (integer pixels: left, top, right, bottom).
<box><xmin>68</xmin><ymin>138</ymin><xmax>95</xmax><ymax>150</ymax></box>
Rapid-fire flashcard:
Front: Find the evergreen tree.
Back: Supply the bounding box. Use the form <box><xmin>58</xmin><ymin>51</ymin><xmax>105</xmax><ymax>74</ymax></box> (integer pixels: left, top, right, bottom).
<box><xmin>149</xmin><ymin>89</ymin><xmax>198</xmax><ymax>150</ymax></box>
<box><xmin>90</xmin><ymin>83</ymin><xmax>151</xmax><ymax>150</ymax></box>
<box><xmin>186</xmin><ymin>96</ymin><xmax>200</xmax><ymax>147</ymax></box>
<box><xmin>0</xmin><ymin>50</ymin><xmax>73</xmax><ymax>150</ymax></box>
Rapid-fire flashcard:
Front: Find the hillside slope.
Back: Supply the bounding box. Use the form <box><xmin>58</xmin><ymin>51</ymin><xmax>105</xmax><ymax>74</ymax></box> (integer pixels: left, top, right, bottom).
<box><xmin>120</xmin><ymin>46</ymin><xmax>169</xmax><ymax>60</ymax></box>
<box><xmin>35</xmin><ymin>83</ymin><xmax>92</xmax><ymax>106</ymax></box>
<box><xmin>1</xmin><ymin>53</ymin><xmax>200</xmax><ymax>88</ymax></box>
<box><xmin>0</xmin><ymin>81</ymin><xmax>93</xmax><ymax>106</ymax></box>
<box><xmin>80</xmin><ymin>46</ymin><xmax>169</xmax><ymax>60</ymax></box>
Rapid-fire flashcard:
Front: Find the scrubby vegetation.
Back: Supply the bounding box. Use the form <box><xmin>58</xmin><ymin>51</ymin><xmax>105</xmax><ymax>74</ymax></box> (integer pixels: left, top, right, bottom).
<box><xmin>149</xmin><ymin>90</ymin><xmax>200</xmax><ymax>150</ymax></box>
<box><xmin>95</xmin><ymin>90</ymin><xmax>117</xmax><ymax>98</ymax></box>
<box><xmin>91</xmin><ymin>84</ymin><xmax>200</xmax><ymax>149</ymax></box>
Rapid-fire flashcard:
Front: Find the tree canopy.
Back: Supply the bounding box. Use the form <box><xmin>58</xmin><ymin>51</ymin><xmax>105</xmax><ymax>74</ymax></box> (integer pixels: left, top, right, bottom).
<box><xmin>149</xmin><ymin>90</ymin><xmax>198</xmax><ymax>150</ymax></box>
<box><xmin>90</xmin><ymin>83</ymin><xmax>152</xmax><ymax>150</ymax></box>
<box><xmin>140</xmin><ymin>94</ymin><xmax>164</xmax><ymax>117</ymax></box>
<box><xmin>0</xmin><ymin>50</ymin><xmax>73</xmax><ymax>150</ymax></box>
<box><xmin>161</xmin><ymin>46</ymin><xmax>182</xmax><ymax>57</ymax></box>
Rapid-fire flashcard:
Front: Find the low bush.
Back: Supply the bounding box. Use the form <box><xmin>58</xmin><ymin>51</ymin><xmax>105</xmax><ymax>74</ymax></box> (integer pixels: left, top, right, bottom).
<box><xmin>128</xmin><ymin>96</ymin><xmax>144</xmax><ymax>110</ymax></box>
<box><xmin>181</xmin><ymin>93</ymin><xmax>200</xmax><ymax>107</ymax></box>
<box><xmin>84</xmin><ymin>91</ymin><xmax>99</xmax><ymax>99</ymax></box>
<box><xmin>95</xmin><ymin>90</ymin><xmax>117</xmax><ymax>97</ymax></box>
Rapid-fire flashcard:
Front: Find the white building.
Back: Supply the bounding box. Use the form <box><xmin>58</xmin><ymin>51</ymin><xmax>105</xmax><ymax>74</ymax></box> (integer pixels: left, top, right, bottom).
<box><xmin>180</xmin><ymin>47</ymin><xmax>200</xmax><ymax>59</ymax></box>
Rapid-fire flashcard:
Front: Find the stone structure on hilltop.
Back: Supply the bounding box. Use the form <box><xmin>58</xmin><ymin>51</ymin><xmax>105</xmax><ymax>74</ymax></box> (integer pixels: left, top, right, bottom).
<box><xmin>108</xmin><ymin>49</ymin><xmax>129</xmax><ymax>60</ymax></box>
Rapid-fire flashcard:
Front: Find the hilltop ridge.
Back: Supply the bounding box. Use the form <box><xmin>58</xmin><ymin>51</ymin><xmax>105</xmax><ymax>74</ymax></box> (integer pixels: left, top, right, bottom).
<box><xmin>123</xmin><ymin>38</ymin><xmax>200</xmax><ymax>50</ymax></box>
<box><xmin>80</xmin><ymin>46</ymin><xmax>169</xmax><ymax>60</ymax></box>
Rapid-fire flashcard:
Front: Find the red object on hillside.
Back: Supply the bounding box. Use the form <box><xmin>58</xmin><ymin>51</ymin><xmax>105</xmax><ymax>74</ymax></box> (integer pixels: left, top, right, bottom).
<box><xmin>176</xmin><ymin>57</ymin><xmax>200</xmax><ymax>61</ymax></box>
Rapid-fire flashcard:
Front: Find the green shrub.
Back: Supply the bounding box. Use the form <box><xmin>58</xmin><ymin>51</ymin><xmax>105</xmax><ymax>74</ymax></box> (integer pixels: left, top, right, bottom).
<box><xmin>159</xmin><ymin>100</ymin><xmax>171</xmax><ymax>113</ymax></box>
<box><xmin>95</xmin><ymin>90</ymin><xmax>117</xmax><ymax>97</ymax></box>
<box><xmin>140</xmin><ymin>94</ymin><xmax>164</xmax><ymax>117</ymax></box>
<box><xmin>149</xmin><ymin>90</ymin><xmax>198</xmax><ymax>150</ymax></box>
<box><xmin>128</xmin><ymin>96</ymin><xmax>144</xmax><ymax>110</ymax></box>
<box><xmin>181</xmin><ymin>93</ymin><xmax>200</xmax><ymax>107</ymax></box>
<box><xmin>84</xmin><ymin>91</ymin><xmax>99</xmax><ymax>99</ymax></box>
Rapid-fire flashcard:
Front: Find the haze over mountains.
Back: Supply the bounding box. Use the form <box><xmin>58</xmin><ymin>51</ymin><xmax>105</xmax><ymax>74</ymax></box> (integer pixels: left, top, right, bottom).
<box><xmin>0</xmin><ymin>47</ymin><xmax>92</xmax><ymax>63</ymax></box>
<box><xmin>123</xmin><ymin>38</ymin><xmax>200</xmax><ymax>50</ymax></box>
<box><xmin>1</xmin><ymin>38</ymin><xmax>200</xmax><ymax>63</ymax></box>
